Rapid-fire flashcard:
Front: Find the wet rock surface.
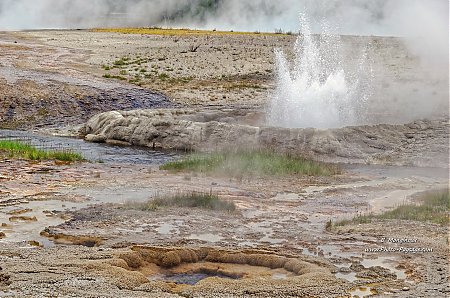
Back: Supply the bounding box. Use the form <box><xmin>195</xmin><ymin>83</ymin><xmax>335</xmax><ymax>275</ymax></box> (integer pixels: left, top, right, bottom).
<box><xmin>82</xmin><ymin>108</ymin><xmax>448</xmax><ymax>167</ymax></box>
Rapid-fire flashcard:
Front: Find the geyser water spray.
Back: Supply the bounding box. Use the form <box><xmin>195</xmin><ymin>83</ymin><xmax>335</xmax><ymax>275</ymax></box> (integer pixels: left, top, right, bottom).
<box><xmin>267</xmin><ymin>14</ymin><xmax>372</xmax><ymax>129</ymax></box>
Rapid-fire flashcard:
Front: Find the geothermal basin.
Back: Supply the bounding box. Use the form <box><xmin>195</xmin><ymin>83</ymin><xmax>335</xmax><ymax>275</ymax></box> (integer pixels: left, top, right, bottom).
<box><xmin>0</xmin><ymin>28</ymin><xmax>448</xmax><ymax>298</ymax></box>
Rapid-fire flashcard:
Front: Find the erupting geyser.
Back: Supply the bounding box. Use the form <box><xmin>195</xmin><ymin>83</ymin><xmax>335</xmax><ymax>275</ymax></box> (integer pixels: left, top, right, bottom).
<box><xmin>267</xmin><ymin>14</ymin><xmax>372</xmax><ymax>129</ymax></box>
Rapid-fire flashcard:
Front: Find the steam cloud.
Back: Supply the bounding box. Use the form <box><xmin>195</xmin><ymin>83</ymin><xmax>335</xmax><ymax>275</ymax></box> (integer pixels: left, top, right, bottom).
<box><xmin>0</xmin><ymin>0</ymin><xmax>447</xmax><ymax>113</ymax></box>
<box><xmin>1</xmin><ymin>1</ymin><xmax>447</xmax><ymax>63</ymax></box>
<box><xmin>0</xmin><ymin>1</ymin><xmax>446</xmax><ymax>34</ymax></box>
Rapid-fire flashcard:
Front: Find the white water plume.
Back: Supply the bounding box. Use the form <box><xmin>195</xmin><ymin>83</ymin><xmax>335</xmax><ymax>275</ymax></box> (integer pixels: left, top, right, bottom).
<box><xmin>267</xmin><ymin>15</ymin><xmax>372</xmax><ymax>129</ymax></box>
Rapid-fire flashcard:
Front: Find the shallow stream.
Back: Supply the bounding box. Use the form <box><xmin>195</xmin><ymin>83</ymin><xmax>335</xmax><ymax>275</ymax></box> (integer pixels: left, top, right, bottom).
<box><xmin>0</xmin><ymin>129</ymin><xmax>178</xmax><ymax>165</ymax></box>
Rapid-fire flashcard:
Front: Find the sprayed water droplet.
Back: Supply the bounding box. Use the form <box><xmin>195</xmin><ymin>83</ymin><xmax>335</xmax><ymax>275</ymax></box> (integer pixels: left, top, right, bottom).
<box><xmin>267</xmin><ymin>14</ymin><xmax>372</xmax><ymax>128</ymax></box>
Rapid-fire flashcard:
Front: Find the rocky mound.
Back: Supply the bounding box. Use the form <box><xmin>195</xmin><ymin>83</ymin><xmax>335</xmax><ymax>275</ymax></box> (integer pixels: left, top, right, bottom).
<box><xmin>81</xmin><ymin>109</ymin><xmax>448</xmax><ymax>167</ymax></box>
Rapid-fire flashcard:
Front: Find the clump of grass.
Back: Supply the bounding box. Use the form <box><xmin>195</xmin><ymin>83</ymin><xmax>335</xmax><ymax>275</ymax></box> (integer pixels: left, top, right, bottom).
<box><xmin>333</xmin><ymin>215</ymin><xmax>373</xmax><ymax>227</ymax></box>
<box><xmin>160</xmin><ymin>150</ymin><xmax>340</xmax><ymax>177</ymax></box>
<box><xmin>167</xmin><ymin>76</ymin><xmax>194</xmax><ymax>84</ymax></box>
<box><xmin>334</xmin><ymin>189</ymin><xmax>449</xmax><ymax>227</ymax></box>
<box><xmin>123</xmin><ymin>191</ymin><xmax>235</xmax><ymax>212</ymax></box>
<box><xmin>274</xmin><ymin>28</ymin><xmax>284</xmax><ymax>34</ymax></box>
<box><xmin>158</xmin><ymin>73</ymin><xmax>170</xmax><ymax>80</ymax></box>
<box><xmin>113</xmin><ymin>57</ymin><xmax>130</xmax><ymax>66</ymax></box>
<box><xmin>128</xmin><ymin>78</ymin><xmax>143</xmax><ymax>86</ymax></box>
<box><xmin>325</xmin><ymin>219</ymin><xmax>332</xmax><ymax>231</ymax></box>
<box><xmin>0</xmin><ymin>140</ymin><xmax>83</xmax><ymax>162</ymax></box>
<box><xmin>103</xmin><ymin>74</ymin><xmax>127</xmax><ymax>80</ymax></box>
<box><xmin>379</xmin><ymin>189</ymin><xmax>449</xmax><ymax>224</ymax></box>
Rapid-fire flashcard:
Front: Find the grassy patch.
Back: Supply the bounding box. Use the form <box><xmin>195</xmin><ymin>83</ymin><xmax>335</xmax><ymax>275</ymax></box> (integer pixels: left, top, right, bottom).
<box><xmin>113</xmin><ymin>57</ymin><xmax>130</xmax><ymax>66</ymax></box>
<box><xmin>103</xmin><ymin>74</ymin><xmax>127</xmax><ymax>80</ymax></box>
<box><xmin>123</xmin><ymin>191</ymin><xmax>235</xmax><ymax>212</ymax></box>
<box><xmin>0</xmin><ymin>140</ymin><xmax>83</xmax><ymax>162</ymax></box>
<box><xmin>160</xmin><ymin>150</ymin><xmax>340</xmax><ymax>177</ymax></box>
<box><xmin>158</xmin><ymin>73</ymin><xmax>170</xmax><ymax>80</ymax></box>
<box><xmin>334</xmin><ymin>189</ymin><xmax>449</xmax><ymax>227</ymax></box>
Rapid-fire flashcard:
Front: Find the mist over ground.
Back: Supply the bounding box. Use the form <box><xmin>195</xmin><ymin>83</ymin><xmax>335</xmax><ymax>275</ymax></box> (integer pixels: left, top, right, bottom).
<box><xmin>0</xmin><ymin>0</ymin><xmax>448</xmax><ymax>120</ymax></box>
<box><xmin>2</xmin><ymin>0</ymin><xmax>447</xmax><ymax>66</ymax></box>
<box><xmin>0</xmin><ymin>0</ymin><xmax>446</xmax><ymax>36</ymax></box>
<box><xmin>1</xmin><ymin>0</ymin><xmax>447</xmax><ymax>62</ymax></box>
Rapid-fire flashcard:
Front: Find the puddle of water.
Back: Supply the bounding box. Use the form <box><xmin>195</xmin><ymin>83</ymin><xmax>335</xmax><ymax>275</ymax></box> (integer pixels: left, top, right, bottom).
<box><xmin>301</xmin><ymin>247</ymin><xmax>318</xmax><ymax>257</ymax></box>
<box><xmin>0</xmin><ymin>200</ymin><xmax>89</xmax><ymax>246</ymax></box>
<box><xmin>318</xmin><ymin>244</ymin><xmax>359</xmax><ymax>258</ymax></box>
<box><xmin>361</xmin><ymin>256</ymin><xmax>406</xmax><ymax>280</ymax></box>
<box><xmin>34</xmin><ymin>236</ymin><xmax>56</xmax><ymax>248</ymax></box>
<box><xmin>188</xmin><ymin>233</ymin><xmax>223</xmax><ymax>242</ymax></box>
<box><xmin>237</xmin><ymin>241</ymin><xmax>258</xmax><ymax>247</ymax></box>
<box><xmin>301</xmin><ymin>243</ymin><xmax>362</xmax><ymax>258</ymax></box>
<box><xmin>247</xmin><ymin>222</ymin><xmax>272</xmax><ymax>233</ymax></box>
<box><xmin>260</xmin><ymin>235</ymin><xmax>286</xmax><ymax>244</ymax></box>
<box><xmin>349</xmin><ymin>286</ymin><xmax>375</xmax><ymax>298</ymax></box>
<box><xmin>0</xmin><ymin>291</ymin><xmax>17</xmax><ymax>297</ymax></box>
<box><xmin>150</xmin><ymin>272</ymin><xmax>238</xmax><ymax>285</ymax></box>
<box><xmin>270</xmin><ymin>193</ymin><xmax>301</xmax><ymax>201</ymax></box>
<box><xmin>343</xmin><ymin>164</ymin><xmax>449</xmax><ymax>181</ymax></box>
<box><xmin>241</xmin><ymin>209</ymin><xmax>265</xmax><ymax>219</ymax></box>
<box><xmin>336</xmin><ymin>271</ymin><xmax>358</xmax><ymax>282</ymax></box>
<box><xmin>369</xmin><ymin>189</ymin><xmax>425</xmax><ymax>213</ymax></box>
<box><xmin>116</xmin><ymin>227</ymin><xmax>144</xmax><ymax>233</ymax></box>
<box><xmin>72</xmin><ymin>187</ymin><xmax>155</xmax><ymax>205</ymax></box>
<box><xmin>156</xmin><ymin>222</ymin><xmax>178</xmax><ymax>235</ymax></box>
<box><xmin>272</xmin><ymin>272</ymin><xmax>288</xmax><ymax>280</ymax></box>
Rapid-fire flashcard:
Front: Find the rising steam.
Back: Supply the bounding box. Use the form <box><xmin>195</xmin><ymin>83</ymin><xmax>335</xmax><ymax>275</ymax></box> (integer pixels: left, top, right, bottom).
<box><xmin>0</xmin><ymin>0</ymin><xmax>447</xmax><ymax>123</ymax></box>
<box><xmin>1</xmin><ymin>1</ymin><xmax>446</xmax><ymax>65</ymax></box>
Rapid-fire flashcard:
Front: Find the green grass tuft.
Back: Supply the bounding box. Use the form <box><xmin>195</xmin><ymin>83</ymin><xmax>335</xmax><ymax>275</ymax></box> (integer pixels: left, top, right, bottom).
<box><xmin>0</xmin><ymin>140</ymin><xmax>84</xmax><ymax>162</ymax></box>
<box><xmin>334</xmin><ymin>189</ymin><xmax>449</xmax><ymax>227</ymax></box>
<box><xmin>123</xmin><ymin>191</ymin><xmax>235</xmax><ymax>212</ymax></box>
<box><xmin>160</xmin><ymin>150</ymin><xmax>340</xmax><ymax>177</ymax></box>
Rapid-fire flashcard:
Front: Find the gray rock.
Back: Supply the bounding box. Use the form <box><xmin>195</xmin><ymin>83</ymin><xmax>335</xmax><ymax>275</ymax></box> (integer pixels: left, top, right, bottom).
<box><xmin>85</xmin><ymin>134</ymin><xmax>106</xmax><ymax>143</ymax></box>
<box><xmin>80</xmin><ymin>109</ymin><xmax>448</xmax><ymax>167</ymax></box>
